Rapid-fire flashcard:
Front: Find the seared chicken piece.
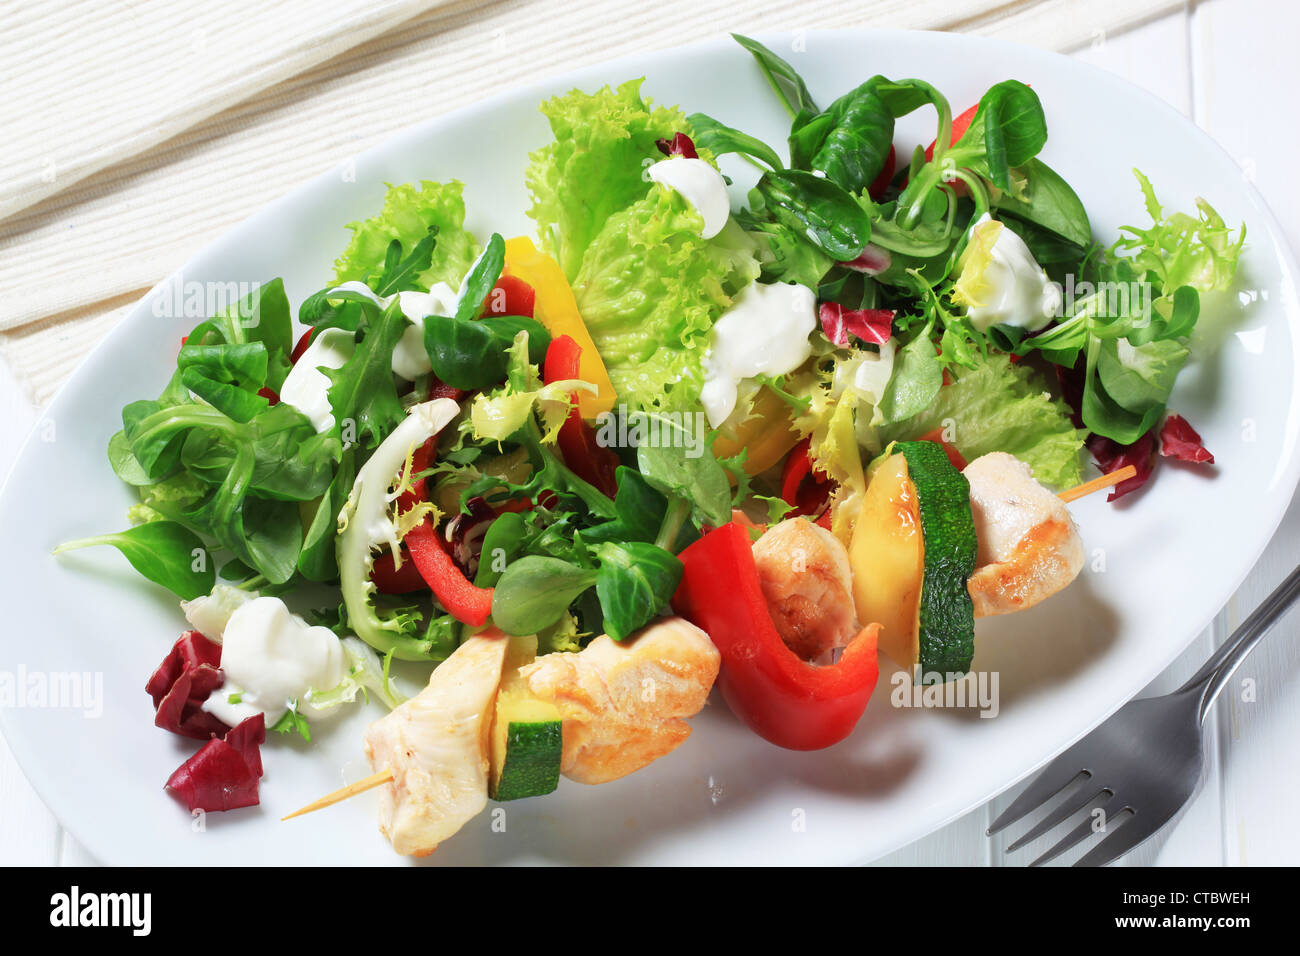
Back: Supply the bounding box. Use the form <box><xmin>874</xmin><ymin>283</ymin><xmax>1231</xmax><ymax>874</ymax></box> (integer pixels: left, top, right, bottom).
<box><xmin>520</xmin><ymin>617</ymin><xmax>720</xmax><ymax>785</ymax></box>
<box><xmin>752</xmin><ymin>517</ymin><xmax>859</xmax><ymax>661</ymax></box>
<box><xmin>963</xmin><ymin>452</ymin><xmax>1085</xmax><ymax>617</ymax></box>
<box><xmin>363</xmin><ymin>632</ymin><xmax>508</xmax><ymax>856</ymax></box>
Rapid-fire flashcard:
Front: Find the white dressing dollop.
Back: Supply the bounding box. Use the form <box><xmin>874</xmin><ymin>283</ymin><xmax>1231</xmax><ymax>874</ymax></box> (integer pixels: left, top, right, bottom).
<box><xmin>317</xmin><ymin>279</ymin><xmax>465</xmax><ymax>383</ymax></box>
<box><xmin>392</xmin><ymin>282</ymin><xmax>458</xmax><ymax>380</ymax></box>
<box><xmin>953</xmin><ymin>214</ymin><xmax>1062</xmax><ymax>333</ymax></box>
<box><xmin>279</xmin><ymin>327</ymin><xmax>356</xmax><ymax>433</ymax></box>
<box><xmin>647</xmin><ymin>157</ymin><xmax>730</xmax><ymax>239</ymax></box>
<box><xmin>700</xmin><ymin>282</ymin><xmax>816</xmax><ymax>428</ymax></box>
<box><xmin>201</xmin><ymin>596</ymin><xmax>347</xmax><ymax>727</ymax></box>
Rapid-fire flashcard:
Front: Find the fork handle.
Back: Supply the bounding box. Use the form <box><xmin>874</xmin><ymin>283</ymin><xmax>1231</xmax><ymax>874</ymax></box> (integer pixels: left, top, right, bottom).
<box><xmin>1178</xmin><ymin>563</ymin><xmax>1300</xmax><ymax>722</ymax></box>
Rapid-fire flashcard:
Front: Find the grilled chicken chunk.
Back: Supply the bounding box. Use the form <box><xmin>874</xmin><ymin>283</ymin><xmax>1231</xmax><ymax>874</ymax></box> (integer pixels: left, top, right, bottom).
<box><xmin>963</xmin><ymin>452</ymin><xmax>1085</xmax><ymax>617</ymax></box>
<box><xmin>363</xmin><ymin>632</ymin><xmax>508</xmax><ymax>856</ymax></box>
<box><xmin>752</xmin><ymin>517</ymin><xmax>859</xmax><ymax>661</ymax></box>
<box><xmin>520</xmin><ymin>617</ymin><xmax>720</xmax><ymax>785</ymax></box>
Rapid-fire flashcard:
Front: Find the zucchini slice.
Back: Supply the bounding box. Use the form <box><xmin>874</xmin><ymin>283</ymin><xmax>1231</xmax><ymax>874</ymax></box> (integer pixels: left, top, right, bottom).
<box><xmin>850</xmin><ymin>440</ymin><xmax>977</xmax><ymax>680</ymax></box>
<box><xmin>489</xmin><ymin>635</ymin><xmax>563</xmax><ymax>801</ymax></box>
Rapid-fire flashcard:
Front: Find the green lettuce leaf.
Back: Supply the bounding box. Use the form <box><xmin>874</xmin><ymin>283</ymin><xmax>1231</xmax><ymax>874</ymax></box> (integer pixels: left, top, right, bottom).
<box><xmin>571</xmin><ymin>187</ymin><xmax>760</xmax><ymax>412</ymax></box>
<box><xmin>333</xmin><ymin>180</ymin><xmax>480</xmax><ymax>289</ymax></box>
<box><xmin>527</xmin><ymin>79</ymin><xmax>690</xmax><ymax>280</ymax></box>
<box><xmin>880</xmin><ymin>352</ymin><xmax>1086</xmax><ymax>489</ymax></box>
<box><xmin>1114</xmin><ymin>170</ymin><xmax>1246</xmax><ymax>295</ymax></box>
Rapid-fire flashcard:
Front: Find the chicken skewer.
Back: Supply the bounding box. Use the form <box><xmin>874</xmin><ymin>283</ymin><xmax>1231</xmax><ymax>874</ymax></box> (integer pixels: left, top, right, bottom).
<box><xmin>285</xmin><ymin>461</ymin><xmax>1135</xmax><ymax>826</ymax></box>
<box><xmin>285</xmin><ymin>618</ymin><xmax>719</xmax><ymax>855</ymax></box>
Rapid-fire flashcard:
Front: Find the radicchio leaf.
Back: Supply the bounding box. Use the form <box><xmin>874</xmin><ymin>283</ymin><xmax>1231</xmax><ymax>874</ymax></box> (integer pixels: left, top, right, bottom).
<box><xmin>146</xmin><ymin>631</ymin><xmax>229</xmax><ymax>740</ymax></box>
<box><xmin>1087</xmin><ymin>429</ymin><xmax>1157</xmax><ymax>502</ymax></box>
<box><xmin>818</xmin><ymin>302</ymin><xmax>894</xmax><ymax>347</ymax></box>
<box><xmin>165</xmin><ymin>714</ymin><xmax>266</xmax><ymax>813</ymax></box>
<box><xmin>655</xmin><ymin>132</ymin><xmax>698</xmax><ymax>159</ymax></box>
<box><xmin>1159</xmin><ymin>413</ymin><xmax>1214</xmax><ymax>464</ymax></box>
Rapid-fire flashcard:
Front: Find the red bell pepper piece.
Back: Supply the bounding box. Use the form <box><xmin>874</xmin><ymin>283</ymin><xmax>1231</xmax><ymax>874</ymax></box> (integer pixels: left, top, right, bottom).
<box><xmin>543</xmin><ymin>335</ymin><xmax>620</xmax><ymax>498</ymax></box>
<box><xmin>367</xmin><ymin>434</ymin><xmax>437</xmax><ymax>594</ymax></box>
<box><xmin>290</xmin><ymin>327</ymin><xmax>316</xmax><ymax>364</ymax></box>
<box><xmin>369</xmin><ymin>548</ymin><xmax>427</xmax><ymax>594</ymax></box>
<box><xmin>867</xmin><ymin>143</ymin><xmax>896</xmax><ymax>200</ymax></box>
<box><xmin>672</xmin><ymin>522</ymin><xmax>879</xmax><ymax>751</ymax></box>
<box><xmin>481</xmin><ymin>275</ymin><xmax>536</xmax><ymax>318</ymax></box>
<box><xmin>779</xmin><ymin>437</ymin><xmax>832</xmax><ymax>519</ymax></box>
<box><xmin>917</xmin><ymin>428</ymin><xmax>967</xmax><ymax>471</ymax></box>
<box><xmin>405</xmin><ymin>518</ymin><xmax>493</xmax><ymax>627</ymax></box>
<box><xmin>922</xmin><ymin>101</ymin><xmax>980</xmax><ymax>197</ymax></box>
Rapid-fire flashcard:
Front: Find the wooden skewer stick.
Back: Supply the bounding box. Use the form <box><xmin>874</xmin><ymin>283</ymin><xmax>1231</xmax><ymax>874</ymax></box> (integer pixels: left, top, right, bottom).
<box><xmin>281</xmin><ymin>768</ymin><xmax>393</xmax><ymax>821</ymax></box>
<box><xmin>1057</xmin><ymin>465</ymin><xmax>1137</xmax><ymax>504</ymax></box>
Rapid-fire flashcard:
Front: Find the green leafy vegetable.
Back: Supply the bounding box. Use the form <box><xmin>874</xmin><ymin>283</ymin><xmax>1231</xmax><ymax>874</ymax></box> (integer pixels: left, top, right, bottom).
<box><xmin>54</xmin><ymin>521</ymin><xmax>215</xmax><ymax>600</ymax></box>
<box><xmin>879</xmin><ymin>352</ymin><xmax>1086</xmax><ymax>489</ymax></box>
<box><xmin>754</xmin><ymin>169</ymin><xmax>871</xmax><ymax>261</ymax></box>
<box><xmin>527</xmin><ymin>80</ymin><xmax>689</xmax><ymax>280</ymax></box>
<box><xmin>593</xmin><ymin>541</ymin><xmax>682</xmax><ymax>640</ymax></box>
<box><xmin>572</xmin><ymin>186</ymin><xmax>760</xmax><ymax>412</ymax></box>
<box><xmin>492</xmin><ymin>556</ymin><xmax>599</xmax><ymax>636</ymax></box>
<box><xmin>333</xmin><ymin>180</ymin><xmax>480</xmax><ymax>291</ymax></box>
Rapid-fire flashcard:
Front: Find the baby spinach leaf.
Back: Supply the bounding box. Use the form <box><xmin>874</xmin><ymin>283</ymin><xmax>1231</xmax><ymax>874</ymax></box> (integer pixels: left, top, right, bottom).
<box><xmin>580</xmin><ymin>467</ymin><xmax>669</xmax><ymax>545</ymax></box>
<box><xmin>992</xmin><ymin>159</ymin><xmax>1091</xmax><ymax>248</ymax></box>
<box><xmin>755</xmin><ymin>169</ymin><xmax>871</xmax><ymax>261</ymax></box>
<box><xmin>107</xmin><ymin>429</ymin><xmax>156</xmax><ymax>486</ymax></box>
<box><xmin>594</xmin><ymin>541</ymin><xmax>683</xmax><ymax>641</ymax></box>
<box><xmin>686</xmin><ymin>112</ymin><xmax>783</xmax><ymax>170</ymax></box>
<box><xmin>491</xmin><ymin>556</ymin><xmax>598</xmax><ymax>636</ymax></box>
<box><xmin>422</xmin><ymin>313</ymin><xmax>551</xmax><ymax>390</ymax></box>
<box><xmin>54</xmin><ymin>521</ymin><xmax>214</xmax><ymax>600</ymax></box>
<box><xmin>634</xmin><ymin>414</ymin><xmax>732</xmax><ymax>530</ymax></box>
<box><xmin>473</xmin><ymin>510</ymin><xmax>530</xmax><ymax>589</ymax></box>
<box><xmin>1095</xmin><ymin>336</ymin><xmax>1189</xmax><ymax>415</ymax></box>
<box><xmin>878</xmin><ymin>323</ymin><xmax>945</xmax><ymax>423</ymax></box>
<box><xmin>731</xmin><ymin>33</ymin><xmax>818</xmax><ymax>118</ymax></box>
<box><xmin>961</xmin><ymin>81</ymin><xmax>1047</xmax><ymax>189</ymax></box>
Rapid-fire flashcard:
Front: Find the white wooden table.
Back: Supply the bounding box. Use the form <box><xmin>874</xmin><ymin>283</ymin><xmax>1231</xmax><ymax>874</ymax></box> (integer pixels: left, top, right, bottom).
<box><xmin>2</xmin><ymin>0</ymin><xmax>1298</xmax><ymax>866</ymax></box>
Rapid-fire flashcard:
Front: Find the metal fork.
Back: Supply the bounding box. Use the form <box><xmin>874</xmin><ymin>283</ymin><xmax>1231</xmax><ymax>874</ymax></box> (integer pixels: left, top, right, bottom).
<box><xmin>988</xmin><ymin>564</ymin><xmax>1300</xmax><ymax>867</ymax></box>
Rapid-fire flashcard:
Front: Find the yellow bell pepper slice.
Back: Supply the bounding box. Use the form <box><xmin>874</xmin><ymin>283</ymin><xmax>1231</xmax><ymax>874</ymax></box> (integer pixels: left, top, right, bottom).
<box><xmin>502</xmin><ymin>236</ymin><xmax>616</xmax><ymax>419</ymax></box>
<box><xmin>711</xmin><ymin>386</ymin><xmax>802</xmax><ymax>476</ymax></box>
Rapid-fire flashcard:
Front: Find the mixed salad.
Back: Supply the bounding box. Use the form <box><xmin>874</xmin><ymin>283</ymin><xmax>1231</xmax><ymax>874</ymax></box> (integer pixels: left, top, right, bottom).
<box><xmin>55</xmin><ymin>35</ymin><xmax>1243</xmax><ymax>856</ymax></box>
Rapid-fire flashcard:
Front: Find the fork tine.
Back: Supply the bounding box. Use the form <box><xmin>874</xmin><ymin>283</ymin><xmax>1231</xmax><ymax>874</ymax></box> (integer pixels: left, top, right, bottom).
<box><xmin>1005</xmin><ymin>787</ymin><xmax>1109</xmax><ymax>853</ymax></box>
<box><xmin>987</xmin><ymin>761</ymin><xmax>1091</xmax><ymax>836</ymax></box>
<box><xmin>1028</xmin><ymin>794</ymin><xmax>1116</xmax><ymax>867</ymax></box>
<box><xmin>1073</xmin><ymin>810</ymin><xmax>1163</xmax><ymax>867</ymax></box>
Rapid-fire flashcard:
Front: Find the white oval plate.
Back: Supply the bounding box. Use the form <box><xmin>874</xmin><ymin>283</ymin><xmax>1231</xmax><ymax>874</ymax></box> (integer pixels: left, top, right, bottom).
<box><xmin>2</xmin><ymin>30</ymin><xmax>1298</xmax><ymax>866</ymax></box>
